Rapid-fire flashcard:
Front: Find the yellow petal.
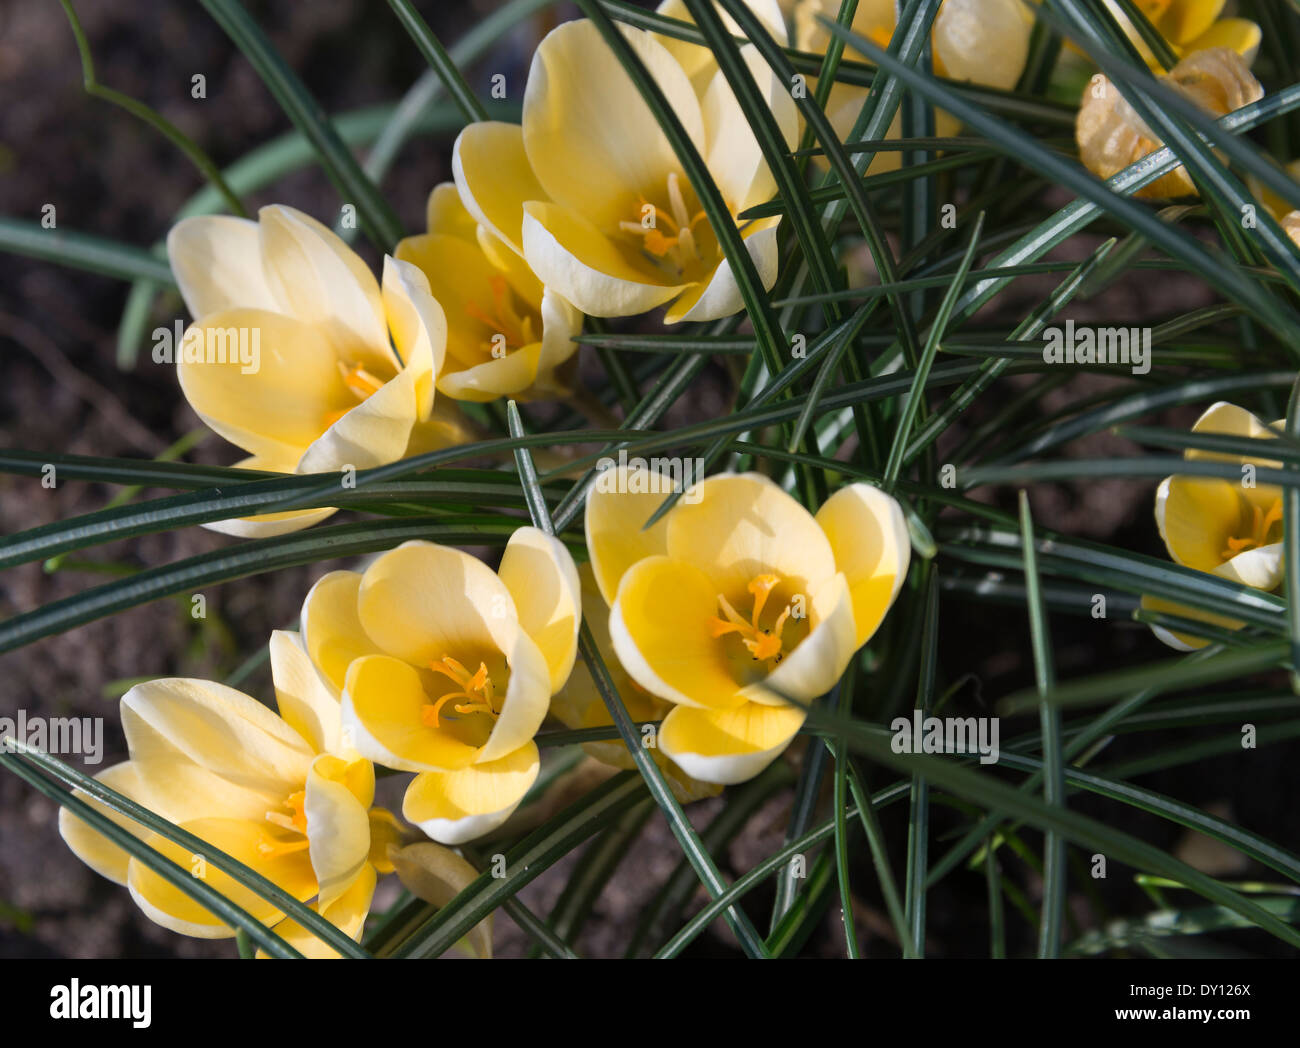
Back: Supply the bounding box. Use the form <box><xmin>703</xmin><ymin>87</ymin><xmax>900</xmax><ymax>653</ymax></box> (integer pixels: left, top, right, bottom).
<box><xmin>1155</xmin><ymin>474</ymin><xmax>1246</xmax><ymax>572</ymax></box>
<box><xmin>121</xmin><ymin>678</ymin><xmax>315</xmax><ymax>798</ymax></box>
<box><xmin>166</xmin><ymin>215</ymin><xmax>278</xmax><ymax>319</ymax></box>
<box><xmin>452</xmin><ymin>122</ymin><xmax>549</xmax><ymax>254</ymax></box>
<box><xmin>264</xmin><ymin>861</ymin><xmax>376</xmax><ymax>959</ymax></box>
<box><xmin>1186</xmin><ymin>400</ymin><xmax>1283</xmax><ymax>467</ymax></box>
<box><xmin>662</xmin><ymin>216</ymin><xmax>781</xmax><ymax>324</ymax></box>
<box><xmin>655</xmin><ymin>0</ymin><xmax>790</xmax><ymax>94</ymax></box>
<box><xmin>522</xmin><ymin>200</ymin><xmax>686</xmax><ymax>318</ymax></box>
<box><xmin>389</xmin><ymin>842</ymin><xmax>492</xmax><ymax>958</ymax></box>
<box><xmin>498</xmin><ymin>526</ymin><xmax>582</xmax><ymax>693</ymax></box>
<box><xmin>479</xmin><ymin>626</ymin><xmax>553</xmax><ymax>763</ymax></box>
<box><xmin>357</xmin><ymin>541</ymin><xmax>520</xmax><ymax>665</ymax></box>
<box><xmin>177</xmin><ymin>308</ymin><xmax>354</xmax><ymax>461</ymax></box>
<box><xmin>257</xmin><ymin>204</ymin><xmax>391</xmax><ymax>370</ymax></box>
<box><xmin>436</xmin><ymin>342</ymin><xmax>547</xmax><ymax>402</ymax></box>
<box><xmin>199</xmin><ymin>451</ymin><xmax>337</xmax><ymax>538</ymax></box>
<box><xmin>295</xmin><ymin>363</ymin><xmax>419</xmax><ymax>474</ymax></box>
<box><xmin>1186</xmin><ymin>18</ymin><xmax>1261</xmax><ymax>63</ymax></box>
<box><xmin>425</xmin><ymin>182</ymin><xmax>479</xmax><ymax>241</ymax></box>
<box><xmin>127</xmin><ymin>816</ymin><xmax>318</xmax><ymax>939</ymax></box>
<box><xmin>522</xmin><ymin>20</ymin><xmax>705</xmax><ymax>231</ymax></box>
<box><xmin>57</xmin><ymin>761</ymin><xmax>149</xmax><ymax>886</ymax></box>
<box><xmin>382</xmin><ymin>255</ymin><xmax>445</xmax><ymax>420</ymax></box>
<box><xmin>932</xmin><ymin>0</ymin><xmax>1033</xmax><ymax>90</ymax></box>
<box><xmin>341</xmin><ymin>654</ymin><xmax>479</xmax><ymax>772</ymax></box>
<box><xmin>744</xmin><ymin>572</ymin><xmax>857</xmax><ymax>705</ymax></box>
<box><xmin>402</xmin><ymin>742</ymin><xmax>540</xmax><ymax>845</ymax></box>
<box><xmin>658</xmin><ymin>700</ymin><xmax>805</xmax><ymax>784</ymax></box>
<box><xmin>269</xmin><ymin>629</ymin><xmax>342</xmax><ymax>756</ymax></box>
<box><xmin>609</xmin><ymin>554</ymin><xmax>747</xmax><ymax>709</ymax></box>
<box><xmin>584</xmin><ymin>461</ymin><xmax>675</xmax><ymax>605</ymax></box>
<box><xmin>1141</xmin><ymin>593</ymin><xmax>1242</xmax><ymax>651</ymax></box>
<box><xmin>1159</xmin><ymin>0</ymin><xmax>1227</xmax><ymax>46</ymax></box>
<box><xmin>665</xmin><ymin>472</ymin><xmax>837</xmax><ymax>598</ymax></box>
<box><xmin>815</xmin><ymin>482</ymin><xmax>911</xmax><ymax>646</ymax></box>
<box><xmin>300</xmin><ymin>570</ymin><xmax>377</xmax><ymax>694</ymax></box>
<box><xmin>304</xmin><ymin>754</ymin><xmax>373</xmax><ymax>908</ymax></box>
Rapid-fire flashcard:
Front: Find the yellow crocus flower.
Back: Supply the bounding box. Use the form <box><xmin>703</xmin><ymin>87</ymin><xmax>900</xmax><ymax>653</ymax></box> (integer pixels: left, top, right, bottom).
<box><xmin>586</xmin><ymin>466</ymin><xmax>909</xmax><ymax>784</ymax></box>
<box><xmin>1101</xmin><ymin>0</ymin><xmax>1260</xmax><ymax>67</ymax></box>
<box><xmin>394</xmin><ymin>184</ymin><xmax>582</xmax><ymax>402</ymax></box>
<box><xmin>58</xmin><ymin>633</ymin><xmax>401</xmax><ymax>956</ymax></box>
<box><xmin>792</xmin><ymin>0</ymin><xmax>1034</xmax><ymax>174</ymax></box>
<box><xmin>452</xmin><ymin>18</ymin><xmax>795</xmax><ymax>323</ymax></box>
<box><xmin>167</xmin><ymin>204</ymin><xmax>465</xmax><ymax>537</ymax></box>
<box><xmin>550</xmin><ymin>564</ymin><xmax>722</xmax><ymax>802</ymax></box>
<box><xmin>1147</xmin><ymin>401</ymin><xmax>1284</xmax><ymax>650</ymax></box>
<box><xmin>1076</xmin><ymin>47</ymin><xmax>1262</xmax><ymax>199</ymax></box>
<box><xmin>302</xmin><ymin>531</ymin><xmax>580</xmax><ymax>843</ymax></box>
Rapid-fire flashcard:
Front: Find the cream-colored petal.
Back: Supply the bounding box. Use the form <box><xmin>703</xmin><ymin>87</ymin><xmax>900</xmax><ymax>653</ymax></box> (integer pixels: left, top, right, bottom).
<box><xmin>300</xmin><ymin>570</ymin><xmax>377</xmax><ymax>695</ymax></box>
<box><xmin>389</xmin><ymin>843</ymin><xmax>492</xmax><ymax>958</ymax></box>
<box><xmin>57</xmin><ymin>761</ymin><xmax>150</xmax><ymax>886</ymax></box>
<box><xmin>257</xmin><ymin>204</ymin><xmax>391</xmax><ymax>370</ymax></box>
<box><xmin>522</xmin><ymin>20</ymin><xmax>705</xmax><ymax>231</ymax></box>
<box><xmin>402</xmin><ymin>742</ymin><xmax>540</xmax><ymax>845</ymax></box>
<box><xmin>452</xmin><ymin>121</ymin><xmax>549</xmax><ymax>254</ymax></box>
<box><xmin>478</xmin><ymin>616</ymin><xmax>553</xmax><ymax>764</ymax></box>
<box><xmin>269</xmin><ymin>630</ymin><xmax>342</xmax><ymax>757</ymax></box>
<box><xmin>425</xmin><ymin>182</ymin><xmax>480</xmax><ymax>242</ymax></box>
<box><xmin>662</xmin><ymin>216</ymin><xmax>781</xmax><ymax>324</ymax></box>
<box><xmin>382</xmin><ymin>255</ymin><xmax>444</xmax><ymax>420</ymax></box>
<box><xmin>200</xmin><ymin>451</ymin><xmax>338</xmax><ymax>538</ymax></box>
<box><xmin>658</xmin><ymin>700</ymin><xmax>805</xmax><ymax>785</ymax></box>
<box><xmin>295</xmin><ymin>363</ymin><xmax>419</xmax><ymax>474</ymax></box>
<box><xmin>498</xmin><ymin>526</ymin><xmax>582</xmax><ymax>694</ymax></box>
<box><xmin>742</xmin><ymin>572</ymin><xmax>857</xmax><ymax>705</ymax></box>
<box><xmin>932</xmin><ymin>0</ymin><xmax>1033</xmax><ymax>90</ymax></box>
<box><xmin>166</xmin><ymin>215</ymin><xmax>278</xmax><ymax>319</ymax></box>
<box><xmin>265</xmin><ymin>861</ymin><xmax>376</xmax><ymax>959</ymax></box>
<box><xmin>1214</xmin><ymin>541</ymin><xmax>1284</xmax><ymax>590</ymax></box>
<box><xmin>304</xmin><ymin>754</ymin><xmax>373</xmax><ymax>908</ymax></box>
<box><xmin>584</xmin><ymin>462</ymin><xmax>677</xmax><ymax>605</ymax></box>
<box><xmin>522</xmin><ymin>201</ymin><xmax>686</xmax><ymax>318</ymax></box>
<box><xmin>655</xmin><ymin>0</ymin><xmax>789</xmax><ymax>94</ymax></box>
<box><xmin>816</xmin><ymin>482</ymin><xmax>911</xmax><ymax>646</ymax></box>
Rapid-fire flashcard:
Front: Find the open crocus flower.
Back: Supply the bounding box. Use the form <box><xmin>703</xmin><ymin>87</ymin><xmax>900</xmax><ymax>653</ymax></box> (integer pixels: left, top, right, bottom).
<box><xmin>1147</xmin><ymin>402</ymin><xmax>1284</xmax><ymax>650</ymax></box>
<box><xmin>586</xmin><ymin>466</ymin><xmax>909</xmax><ymax>784</ymax></box>
<box><xmin>452</xmin><ymin>18</ymin><xmax>795</xmax><ymax>323</ymax></box>
<box><xmin>394</xmin><ymin>184</ymin><xmax>582</xmax><ymax>402</ymax></box>
<box><xmin>167</xmin><ymin>204</ymin><xmax>461</xmax><ymax>537</ymax></box>
<box><xmin>793</xmin><ymin>0</ymin><xmax>1033</xmax><ymax>174</ymax></box>
<box><xmin>550</xmin><ymin>565</ymin><xmax>721</xmax><ymax>803</ymax></box>
<box><xmin>1076</xmin><ymin>47</ymin><xmax>1263</xmax><ymax>199</ymax></box>
<box><xmin>1247</xmin><ymin>159</ymin><xmax>1300</xmax><ymax>250</ymax></box>
<box><xmin>58</xmin><ymin>636</ymin><xmax>403</xmax><ymax>956</ymax></box>
<box><xmin>1100</xmin><ymin>0</ymin><xmax>1260</xmax><ymax>67</ymax></box>
<box><xmin>301</xmin><ymin>532</ymin><xmax>580</xmax><ymax>844</ymax></box>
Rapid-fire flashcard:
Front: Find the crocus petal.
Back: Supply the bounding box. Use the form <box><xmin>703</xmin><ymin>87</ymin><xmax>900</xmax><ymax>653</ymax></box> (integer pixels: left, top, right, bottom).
<box><xmin>266</xmin><ymin>862</ymin><xmax>376</xmax><ymax>959</ymax></box>
<box><xmin>655</xmin><ymin>0</ymin><xmax>789</xmax><ymax>94</ymax></box>
<box><xmin>522</xmin><ymin>19</ymin><xmax>705</xmax><ymax>231</ymax></box>
<box><xmin>300</xmin><ymin>569</ymin><xmax>377</xmax><ymax>695</ymax></box>
<box><xmin>662</xmin><ymin>216</ymin><xmax>780</xmax><ymax>324</ymax></box>
<box><xmin>295</xmin><ymin>364</ymin><xmax>419</xmax><ymax>474</ymax></box>
<box><xmin>498</xmin><ymin>526</ymin><xmax>582</xmax><ymax>694</ymax></box>
<box><xmin>121</xmin><ymin>678</ymin><xmax>315</xmax><ymax>797</ymax></box>
<box><xmin>257</xmin><ymin>204</ymin><xmax>391</xmax><ymax>370</ymax></box>
<box><xmin>932</xmin><ymin>0</ymin><xmax>1033</xmax><ymax>90</ymax></box>
<box><xmin>744</xmin><ymin>573</ymin><xmax>857</xmax><ymax>705</ymax></box>
<box><xmin>426</xmin><ymin>182</ymin><xmax>480</xmax><ymax>242</ymax></box>
<box><xmin>816</xmin><ymin>482</ymin><xmax>911</xmax><ymax>646</ymax></box>
<box><xmin>453</xmin><ymin>121</ymin><xmax>550</xmax><ymax>254</ymax></box>
<box><xmin>389</xmin><ymin>843</ymin><xmax>492</xmax><ymax>958</ymax></box>
<box><xmin>584</xmin><ymin>461</ymin><xmax>676</xmax><ymax>605</ymax></box>
<box><xmin>57</xmin><ymin>761</ymin><xmax>149</xmax><ymax>886</ymax></box>
<box><xmin>522</xmin><ymin>201</ymin><xmax>686</xmax><ymax>318</ymax></box>
<box><xmin>167</xmin><ymin>215</ymin><xmax>278</xmax><ymax>319</ymax></box>
<box><xmin>1155</xmin><ymin>475</ymin><xmax>1244</xmax><ymax>572</ymax></box>
<box><xmin>356</xmin><ymin>541</ymin><xmax>520</xmax><ymax>666</ymax></box>
<box><xmin>341</xmin><ymin>654</ymin><xmax>479</xmax><ymax>772</ymax></box>
<box><xmin>1186</xmin><ymin>400</ymin><xmax>1282</xmax><ymax>466</ymax></box>
<box><xmin>382</xmin><ymin>255</ymin><xmax>444</xmax><ymax>420</ymax></box>
<box><xmin>1158</xmin><ymin>0</ymin><xmax>1226</xmax><ymax>45</ymax></box>
<box><xmin>610</xmin><ymin>554</ymin><xmax>747</xmax><ymax>710</ymax></box>
<box><xmin>666</xmin><ymin>472</ymin><xmax>837</xmax><ymax>598</ymax></box>
<box><xmin>1141</xmin><ymin>593</ymin><xmax>1242</xmax><ymax>651</ymax></box>
<box><xmin>1215</xmin><ymin>542</ymin><xmax>1284</xmax><ymax>590</ymax></box>
<box><xmin>269</xmin><ymin>630</ymin><xmax>342</xmax><ymax>757</ymax></box>
<box><xmin>478</xmin><ymin>626</ymin><xmax>553</xmax><ymax>764</ymax></box>
<box><xmin>126</xmin><ymin>817</ymin><xmax>318</xmax><ymax>938</ymax></box>
<box><xmin>198</xmin><ymin>451</ymin><xmax>337</xmax><ymax>538</ymax></box>
<box><xmin>176</xmin><ymin>308</ymin><xmax>354</xmax><ymax>462</ymax></box>
<box><xmin>304</xmin><ymin>754</ymin><xmax>373</xmax><ymax>908</ymax></box>
<box><xmin>658</xmin><ymin>700</ymin><xmax>805</xmax><ymax>785</ymax></box>
<box><xmin>436</xmin><ymin>343</ymin><xmax>548</xmax><ymax>402</ymax></box>
<box><xmin>402</xmin><ymin>742</ymin><xmax>540</xmax><ymax>845</ymax></box>
<box><xmin>1187</xmin><ymin>18</ymin><xmax>1261</xmax><ymax>63</ymax></box>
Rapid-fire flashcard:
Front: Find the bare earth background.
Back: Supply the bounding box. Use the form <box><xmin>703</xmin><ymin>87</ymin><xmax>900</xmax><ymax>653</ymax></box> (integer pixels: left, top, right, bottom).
<box><xmin>1</xmin><ymin>0</ymin><xmax>1295</xmax><ymax>959</ymax></box>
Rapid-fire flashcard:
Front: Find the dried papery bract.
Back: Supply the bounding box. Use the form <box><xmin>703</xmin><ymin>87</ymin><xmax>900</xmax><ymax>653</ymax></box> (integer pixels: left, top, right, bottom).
<box><xmin>1076</xmin><ymin>47</ymin><xmax>1263</xmax><ymax>199</ymax></box>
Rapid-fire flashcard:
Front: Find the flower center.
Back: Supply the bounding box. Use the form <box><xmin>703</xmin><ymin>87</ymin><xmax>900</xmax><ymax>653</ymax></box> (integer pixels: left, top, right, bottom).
<box><xmin>1222</xmin><ymin>496</ymin><xmax>1283</xmax><ymax>559</ymax></box>
<box><xmin>464</xmin><ymin>275</ymin><xmax>537</xmax><ymax>358</ymax></box>
<box><xmin>259</xmin><ymin>789</ymin><xmax>311</xmax><ymax>858</ymax></box>
<box><xmin>323</xmin><ymin>361</ymin><xmax>387</xmax><ymax>429</ymax></box>
<box><xmin>618</xmin><ymin>172</ymin><xmax>711</xmax><ymax>277</ymax></box>
<box><xmin>710</xmin><ymin>573</ymin><xmax>792</xmax><ymax>666</ymax></box>
<box><xmin>421</xmin><ymin>656</ymin><xmax>499</xmax><ymax>727</ymax></box>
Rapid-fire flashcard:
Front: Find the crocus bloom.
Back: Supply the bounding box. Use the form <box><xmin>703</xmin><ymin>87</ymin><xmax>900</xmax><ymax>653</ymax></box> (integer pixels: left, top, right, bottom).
<box><xmin>586</xmin><ymin>467</ymin><xmax>909</xmax><ymax>784</ymax></box>
<box><xmin>793</xmin><ymin>0</ymin><xmax>1034</xmax><ymax>173</ymax></box>
<box><xmin>1100</xmin><ymin>0</ymin><xmax>1260</xmax><ymax>67</ymax></box>
<box><xmin>1147</xmin><ymin>402</ymin><xmax>1284</xmax><ymax>650</ymax></box>
<box><xmin>1076</xmin><ymin>47</ymin><xmax>1262</xmax><ymax>199</ymax></box>
<box><xmin>167</xmin><ymin>204</ymin><xmax>466</xmax><ymax>536</ymax></box>
<box><xmin>452</xmin><ymin>18</ymin><xmax>795</xmax><ymax>323</ymax></box>
<box><xmin>302</xmin><ymin>532</ymin><xmax>580</xmax><ymax>843</ymax></box>
<box><xmin>550</xmin><ymin>565</ymin><xmax>721</xmax><ymax>802</ymax></box>
<box><xmin>58</xmin><ymin>634</ymin><xmax>400</xmax><ymax>955</ymax></box>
